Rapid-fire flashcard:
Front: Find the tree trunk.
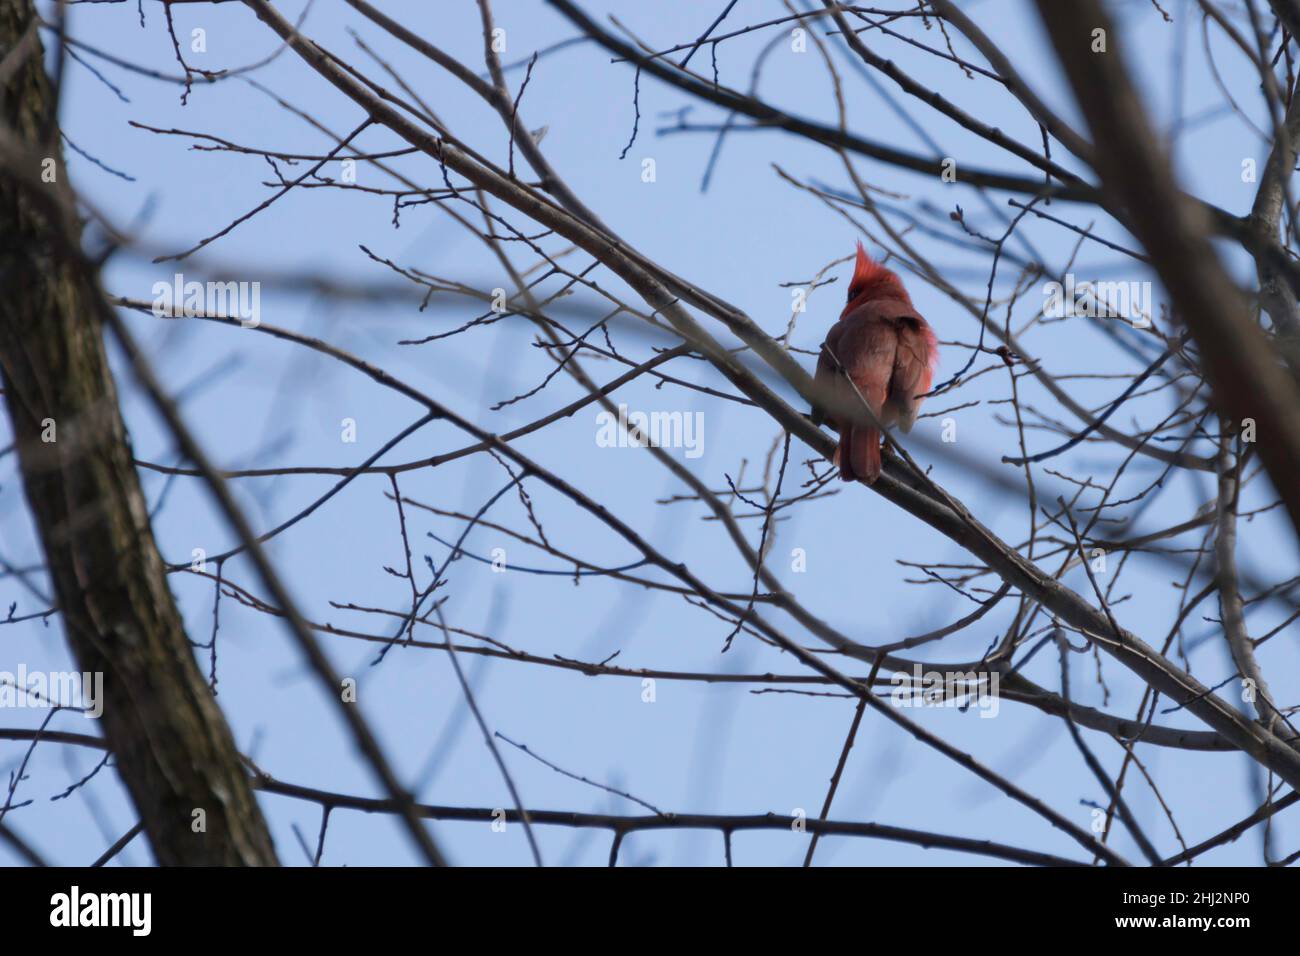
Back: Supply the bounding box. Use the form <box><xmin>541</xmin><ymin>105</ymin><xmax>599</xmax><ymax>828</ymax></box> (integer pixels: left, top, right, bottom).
<box><xmin>0</xmin><ymin>0</ymin><xmax>277</xmax><ymax>865</ymax></box>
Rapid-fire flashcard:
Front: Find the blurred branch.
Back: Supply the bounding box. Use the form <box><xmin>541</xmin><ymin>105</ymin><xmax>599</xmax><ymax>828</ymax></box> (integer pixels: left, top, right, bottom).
<box><xmin>1034</xmin><ymin>0</ymin><xmax>1300</xmax><ymax>544</ymax></box>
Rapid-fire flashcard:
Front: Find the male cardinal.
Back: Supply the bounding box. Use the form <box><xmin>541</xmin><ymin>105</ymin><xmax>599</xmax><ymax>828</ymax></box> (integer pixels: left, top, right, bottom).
<box><xmin>813</xmin><ymin>243</ymin><xmax>938</xmax><ymax>483</ymax></box>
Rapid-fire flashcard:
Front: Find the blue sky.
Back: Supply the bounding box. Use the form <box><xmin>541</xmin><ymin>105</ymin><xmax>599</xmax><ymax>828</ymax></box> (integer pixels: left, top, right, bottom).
<box><xmin>2</xmin><ymin>0</ymin><xmax>1296</xmax><ymax>866</ymax></box>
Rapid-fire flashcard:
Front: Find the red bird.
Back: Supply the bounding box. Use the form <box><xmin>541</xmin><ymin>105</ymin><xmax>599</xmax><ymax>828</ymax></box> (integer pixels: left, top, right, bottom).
<box><xmin>813</xmin><ymin>243</ymin><xmax>938</xmax><ymax>483</ymax></box>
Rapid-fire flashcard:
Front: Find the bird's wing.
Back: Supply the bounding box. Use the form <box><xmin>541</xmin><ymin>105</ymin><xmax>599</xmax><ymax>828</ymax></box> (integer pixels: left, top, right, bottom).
<box><xmin>812</xmin><ymin>323</ymin><xmax>844</xmax><ymax>428</ymax></box>
<box><xmin>837</xmin><ymin>313</ymin><xmax>898</xmax><ymax>418</ymax></box>
<box><xmin>887</xmin><ymin>316</ymin><xmax>937</xmax><ymax>433</ymax></box>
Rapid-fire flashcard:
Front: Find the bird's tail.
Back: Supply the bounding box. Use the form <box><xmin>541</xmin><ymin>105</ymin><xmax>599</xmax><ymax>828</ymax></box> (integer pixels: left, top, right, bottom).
<box><xmin>838</xmin><ymin>425</ymin><xmax>881</xmax><ymax>483</ymax></box>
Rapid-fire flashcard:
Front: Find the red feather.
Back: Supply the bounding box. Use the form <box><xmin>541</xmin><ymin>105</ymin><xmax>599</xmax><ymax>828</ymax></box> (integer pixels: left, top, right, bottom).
<box><xmin>815</xmin><ymin>243</ymin><xmax>939</xmax><ymax>483</ymax></box>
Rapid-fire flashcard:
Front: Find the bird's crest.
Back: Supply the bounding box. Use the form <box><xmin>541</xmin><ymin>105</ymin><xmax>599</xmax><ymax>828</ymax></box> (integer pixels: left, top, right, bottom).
<box><xmin>845</xmin><ymin>241</ymin><xmax>907</xmax><ymax>311</ymax></box>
